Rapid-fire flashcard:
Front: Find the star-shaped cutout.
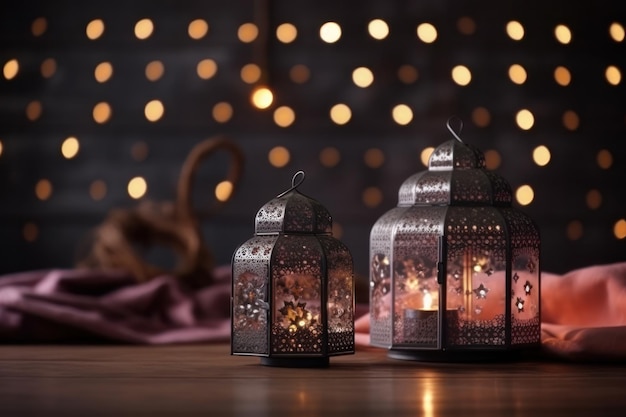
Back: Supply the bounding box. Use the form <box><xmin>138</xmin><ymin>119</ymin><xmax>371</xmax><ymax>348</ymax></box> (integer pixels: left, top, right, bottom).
<box><xmin>473</xmin><ymin>283</ymin><xmax>489</xmax><ymax>299</ymax></box>
<box><xmin>524</xmin><ymin>280</ymin><xmax>533</xmax><ymax>295</ymax></box>
<box><xmin>516</xmin><ymin>297</ymin><xmax>525</xmax><ymax>312</ymax></box>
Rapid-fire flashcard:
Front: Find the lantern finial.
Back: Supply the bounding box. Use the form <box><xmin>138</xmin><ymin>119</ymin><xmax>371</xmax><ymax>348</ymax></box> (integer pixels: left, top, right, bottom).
<box><xmin>277</xmin><ymin>170</ymin><xmax>306</xmax><ymax>198</ymax></box>
<box><xmin>446</xmin><ymin>116</ymin><xmax>464</xmax><ymax>143</ymax></box>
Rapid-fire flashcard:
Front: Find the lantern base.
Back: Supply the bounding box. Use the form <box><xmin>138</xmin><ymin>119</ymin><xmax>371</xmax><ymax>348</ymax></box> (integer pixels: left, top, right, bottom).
<box><xmin>388</xmin><ymin>347</ymin><xmax>540</xmax><ymax>363</ymax></box>
<box><xmin>260</xmin><ymin>357</ymin><xmax>330</xmax><ymax>368</ymax></box>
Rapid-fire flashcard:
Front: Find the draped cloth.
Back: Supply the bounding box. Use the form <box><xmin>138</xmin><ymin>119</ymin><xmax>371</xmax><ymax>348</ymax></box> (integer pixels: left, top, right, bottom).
<box><xmin>1</xmin><ymin>262</ymin><xmax>626</xmax><ymax>361</ymax></box>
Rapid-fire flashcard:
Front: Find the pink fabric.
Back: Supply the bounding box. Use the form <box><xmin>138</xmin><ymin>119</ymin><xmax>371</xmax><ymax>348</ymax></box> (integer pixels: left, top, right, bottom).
<box><xmin>541</xmin><ymin>263</ymin><xmax>626</xmax><ymax>361</ymax></box>
<box><xmin>1</xmin><ymin>262</ymin><xmax>626</xmax><ymax>361</ymax></box>
<box><xmin>0</xmin><ymin>267</ymin><xmax>231</xmax><ymax>344</ymax></box>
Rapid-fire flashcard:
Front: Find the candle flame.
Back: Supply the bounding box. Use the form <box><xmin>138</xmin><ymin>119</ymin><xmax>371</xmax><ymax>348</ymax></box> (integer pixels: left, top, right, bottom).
<box><xmin>423</xmin><ymin>291</ymin><xmax>433</xmax><ymax>310</ymax></box>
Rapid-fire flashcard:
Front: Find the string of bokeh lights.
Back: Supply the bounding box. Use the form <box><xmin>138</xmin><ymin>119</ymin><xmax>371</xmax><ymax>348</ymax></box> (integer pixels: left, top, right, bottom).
<box><xmin>1</xmin><ymin>15</ymin><xmax>626</xmax><ymax>243</ymax></box>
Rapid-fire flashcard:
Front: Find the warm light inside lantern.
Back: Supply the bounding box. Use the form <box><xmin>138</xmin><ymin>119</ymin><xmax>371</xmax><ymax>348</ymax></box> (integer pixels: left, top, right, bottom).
<box><xmin>423</xmin><ymin>291</ymin><xmax>433</xmax><ymax>310</ymax></box>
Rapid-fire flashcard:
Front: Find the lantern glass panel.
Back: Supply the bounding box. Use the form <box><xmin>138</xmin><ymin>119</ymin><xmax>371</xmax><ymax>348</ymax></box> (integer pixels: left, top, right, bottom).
<box><xmin>505</xmin><ymin>209</ymin><xmax>541</xmax><ymax>345</ymax></box>
<box><xmin>445</xmin><ymin>206</ymin><xmax>507</xmax><ymax>347</ymax></box>
<box><xmin>319</xmin><ymin>236</ymin><xmax>355</xmax><ymax>353</ymax></box>
<box><xmin>370</xmin><ymin>209</ymin><xmax>403</xmax><ymax>346</ymax></box>
<box><xmin>392</xmin><ymin>207</ymin><xmax>444</xmax><ymax>347</ymax></box>
<box><xmin>271</xmin><ymin>234</ymin><xmax>324</xmax><ymax>355</ymax></box>
<box><xmin>232</xmin><ymin>235</ymin><xmax>275</xmax><ymax>354</ymax></box>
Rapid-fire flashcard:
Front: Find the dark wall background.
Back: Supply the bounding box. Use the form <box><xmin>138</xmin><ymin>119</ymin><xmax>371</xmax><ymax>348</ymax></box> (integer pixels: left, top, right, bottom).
<box><xmin>1</xmin><ymin>0</ymin><xmax>625</xmax><ymax>287</ymax></box>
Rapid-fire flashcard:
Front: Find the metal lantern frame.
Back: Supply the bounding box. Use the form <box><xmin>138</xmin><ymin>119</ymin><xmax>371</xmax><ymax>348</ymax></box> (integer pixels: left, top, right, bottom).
<box><xmin>232</xmin><ymin>171</ymin><xmax>355</xmax><ymax>367</ymax></box>
<box><xmin>369</xmin><ymin>121</ymin><xmax>541</xmax><ymax>361</ymax></box>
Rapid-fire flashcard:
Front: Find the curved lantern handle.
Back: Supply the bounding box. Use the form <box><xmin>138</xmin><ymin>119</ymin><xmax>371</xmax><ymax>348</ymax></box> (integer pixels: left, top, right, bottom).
<box><xmin>446</xmin><ymin>116</ymin><xmax>464</xmax><ymax>143</ymax></box>
<box><xmin>277</xmin><ymin>170</ymin><xmax>306</xmax><ymax>197</ymax></box>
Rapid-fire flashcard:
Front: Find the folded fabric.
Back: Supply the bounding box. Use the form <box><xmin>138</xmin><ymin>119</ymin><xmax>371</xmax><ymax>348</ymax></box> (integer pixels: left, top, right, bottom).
<box><xmin>540</xmin><ymin>263</ymin><xmax>626</xmax><ymax>361</ymax></box>
<box><xmin>1</xmin><ymin>262</ymin><xmax>625</xmax><ymax>361</ymax></box>
<box><xmin>0</xmin><ymin>267</ymin><xmax>231</xmax><ymax>344</ymax></box>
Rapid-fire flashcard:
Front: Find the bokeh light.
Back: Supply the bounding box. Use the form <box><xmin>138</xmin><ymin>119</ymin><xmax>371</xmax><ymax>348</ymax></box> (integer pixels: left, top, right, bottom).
<box><xmin>420</xmin><ymin>147</ymin><xmax>434</xmax><ymax>167</ymax></box>
<box><xmin>532</xmin><ymin>145</ymin><xmax>551</xmax><ymax>166</ymax></box>
<box><xmin>134</xmin><ymin>18</ymin><xmax>154</xmax><ymax>40</ymax></box>
<box><xmin>86</xmin><ymin>19</ymin><xmax>105</xmax><ymax>40</ymax></box>
<box><xmin>89</xmin><ymin>180</ymin><xmax>107</xmax><ymax>201</ymax></box>
<box><xmin>213</xmin><ymin>102</ymin><xmax>233</xmax><ymax>123</ymax></box>
<box><xmin>330</xmin><ymin>103</ymin><xmax>351</xmax><ymax>125</ymax></box>
<box><xmin>605</xmin><ymin>65</ymin><xmax>622</xmax><ymax>85</ymax></box>
<box><xmin>614</xmin><ymin>219</ymin><xmax>626</xmax><ymax>239</ymax></box>
<box><xmin>188</xmin><ymin>19</ymin><xmax>209</xmax><ymax>40</ymax></box>
<box><xmin>273</xmin><ymin>106</ymin><xmax>296</xmax><ymax>127</ymax></box>
<box><xmin>352</xmin><ymin>67</ymin><xmax>374</xmax><ymax>88</ymax></box>
<box><xmin>364</xmin><ymin>148</ymin><xmax>385</xmax><ymax>168</ymax></box>
<box><xmin>566</xmin><ymin>220</ymin><xmax>583</xmax><ymax>240</ymax></box>
<box><xmin>392</xmin><ymin>104</ymin><xmax>413</xmax><ymax>125</ymax></box>
<box><xmin>515</xmin><ymin>185</ymin><xmax>535</xmax><ymax>205</ymax></box>
<box><xmin>509</xmin><ymin>64</ymin><xmax>527</xmax><ymax>84</ymax></box>
<box><xmin>451</xmin><ymin>65</ymin><xmax>472</xmax><ymax>86</ymax></box>
<box><xmin>515</xmin><ymin>109</ymin><xmax>535</xmax><ymax>130</ymax></box>
<box><xmin>40</xmin><ymin>58</ymin><xmax>57</xmax><ymax>78</ymax></box>
<box><xmin>146</xmin><ymin>60</ymin><xmax>164</xmax><ymax>81</ymax></box>
<box><xmin>555</xmin><ymin>24</ymin><xmax>572</xmax><ymax>44</ymax></box>
<box><xmin>506</xmin><ymin>20</ymin><xmax>525</xmax><ymax>40</ymax></box>
<box><xmin>586</xmin><ymin>189</ymin><xmax>602</xmax><ymax>210</ymax></box>
<box><xmin>238</xmin><ymin>23</ymin><xmax>258</xmax><ymax>43</ymax></box>
<box><xmin>320</xmin><ymin>22</ymin><xmax>342</xmax><ymax>43</ymax></box>
<box><xmin>3</xmin><ymin>59</ymin><xmax>19</xmax><ymax>80</ymax></box>
<box><xmin>368</xmin><ymin>19</ymin><xmax>389</xmax><ymax>40</ymax></box>
<box><xmin>251</xmin><ymin>87</ymin><xmax>274</xmax><ymax>109</ymax></box>
<box><xmin>289</xmin><ymin>64</ymin><xmax>310</xmax><ymax>84</ymax></box>
<box><xmin>362</xmin><ymin>187</ymin><xmax>383</xmax><ymax>208</ymax></box>
<box><xmin>93</xmin><ymin>102</ymin><xmax>112</xmax><ymax>124</ymax></box>
<box><xmin>215</xmin><ymin>181</ymin><xmax>233</xmax><ymax>202</ymax></box>
<box><xmin>197</xmin><ymin>59</ymin><xmax>218</xmax><ymax>80</ymax></box>
<box><xmin>416</xmin><ymin>23</ymin><xmax>437</xmax><ymax>43</ymax></box>
<box><xmin>61</xmin><ymin>136</ymin><xmax>80</xmax><ymax>159</ymax></box>
<box><xmin>35</xmin><ymin>179</ymin><xmax>53</xmax><ymax>201</ymax></box>
<box><xmin>320</xmin><ymin>147</ymin><xmax>341</xmax><ymax>167</ymax></box>
<box><xmin>128</xmin><ymin>176</ymin><xmax>148</xmax><ymax>199</ymax></box>
<box><xmin>268</xmin><ymin>146</ymin><xmax>290</xmax><ymax>168</ymax></box>
<box><xmin>94</xmin><ymin>62</ymin><xmax>113</xmax><ymax>83</ymax></box>
<box><xmin>144</xmin><ymin>100</ymin><xmax>164</xmax><ymax>122</ymax></box>
<box><xmin>276</xmin><ymin>23</ymin><xmax>297</xmax><ymax>43</ymax></box>
<box><xmin>597</xmin><ymin>149</ymin><xmax>613</xmax><ymax>169</ymax></box>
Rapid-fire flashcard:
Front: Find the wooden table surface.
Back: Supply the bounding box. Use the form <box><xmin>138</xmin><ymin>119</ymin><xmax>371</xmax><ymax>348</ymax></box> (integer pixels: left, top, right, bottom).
<box><xmin>0</xmin><ymin>343</ymin><xmax>624</xmax><ymax>416</ymax></box>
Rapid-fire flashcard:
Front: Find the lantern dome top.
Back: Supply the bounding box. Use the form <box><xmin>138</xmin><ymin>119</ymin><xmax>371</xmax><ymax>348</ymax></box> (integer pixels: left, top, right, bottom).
<box><xmin>398</xmin><ymin>118</ymin><xmax>513</xmax><ymax>206</ymax></box>
<box><xmin>254</xmin><ymin>171</ymin><xmax>333</xmax><ymax>235</ymax></box>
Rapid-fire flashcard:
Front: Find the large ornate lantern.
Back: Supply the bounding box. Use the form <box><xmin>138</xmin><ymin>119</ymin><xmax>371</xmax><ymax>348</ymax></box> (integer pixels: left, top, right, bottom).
<box><xmin>232</xmin><ymin>171</ymin><xmax>355</xmax><ymax>366</ymax></box>
<box><xmin>369</xmin><ymin>121</ymin><xmax>541</xmax><ymax>360</ymax></box>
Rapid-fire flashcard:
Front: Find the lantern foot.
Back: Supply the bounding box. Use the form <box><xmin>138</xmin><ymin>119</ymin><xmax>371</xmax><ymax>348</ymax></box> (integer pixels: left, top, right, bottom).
<box><xmin>260</xmin><ymin>357</ymin><xmax>330</xmax><ymax>368</ymax></box>
<box><xmin>388</xmin><ymin>347</ymin><xmax>541</xmax><ymax>363</ymax></box>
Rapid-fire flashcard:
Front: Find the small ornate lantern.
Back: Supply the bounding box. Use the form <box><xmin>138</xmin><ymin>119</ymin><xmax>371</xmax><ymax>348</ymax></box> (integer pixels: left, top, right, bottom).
<box><xmin>369</xmin><ymin>120</ymin><xmax>541</xmax><ymax>361</ymax></box>
<box><xmin>232</xmin><ymin>171</ymin><xmax>355</xmax><ymax>366</ymax></box>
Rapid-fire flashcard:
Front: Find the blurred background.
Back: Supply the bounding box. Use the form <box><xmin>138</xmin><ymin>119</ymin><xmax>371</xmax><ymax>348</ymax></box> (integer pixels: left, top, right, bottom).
<box><xmin>1</xmin><ymin>0</ymin><xmax>625</xmax><ymax>290</ymax></box>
